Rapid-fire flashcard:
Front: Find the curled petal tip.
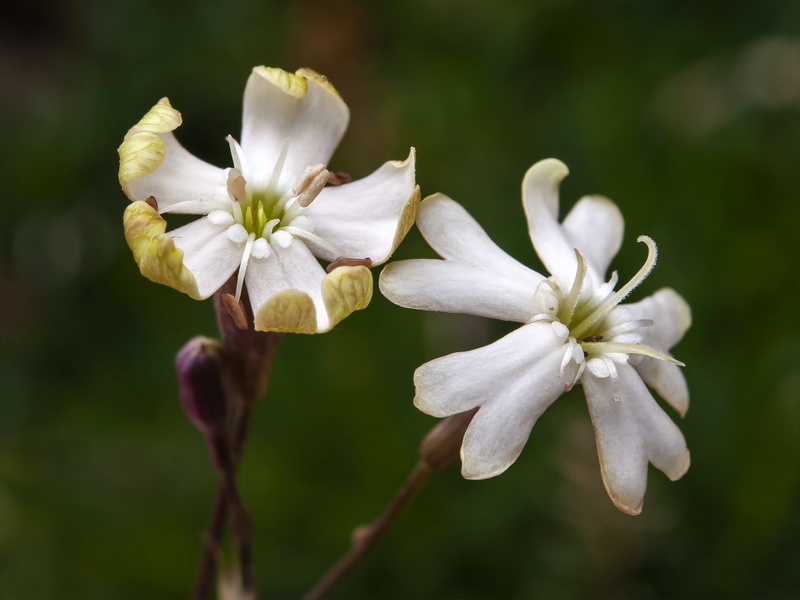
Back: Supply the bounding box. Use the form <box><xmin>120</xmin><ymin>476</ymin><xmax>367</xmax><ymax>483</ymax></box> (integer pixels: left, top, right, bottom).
<box><xmin>322</xmin><ymin>265</ymin><xmax>373</xmax><ymax>330</ymax></box>
<box><xmin>118</xmin><ymin>98</ymin><xmax>183</xmax><ymax>194</ymax></box>
<box><xmin>296</xmin><ymin>67</ymin><xmax>344</xmax><ymax>100</ymax></box>
<box><xmin>123</xmin><ymin>201</ymin><xmax>199</xmax><ymax>298</ymax></box>
<box><xmin>522</xmin><ymin>158</ymin><xmax>570</xmax><ymax>190</ymax></box>
<box><xmin>252</xmin><ymin>65</ymin><xmax>308</xmax><ymax>98</ymax></box>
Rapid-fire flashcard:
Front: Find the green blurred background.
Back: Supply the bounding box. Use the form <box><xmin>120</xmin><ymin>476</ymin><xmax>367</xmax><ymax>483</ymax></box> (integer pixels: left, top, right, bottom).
<box><xmin>1</xmin><ymin>0</ymin><xmax>798</xmax><ymax>598</ymax></box>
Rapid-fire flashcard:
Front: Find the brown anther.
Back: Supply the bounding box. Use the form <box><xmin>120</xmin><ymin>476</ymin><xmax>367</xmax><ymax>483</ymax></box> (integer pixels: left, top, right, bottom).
<box><xmin>145</xmin><ymin>196</ymin><xmax>159</xmax><ymax>211</ymax></box>
<box><xmin>227</xmin><ymin>168</ymin><xmax>247</xmax><ymax>202</ymax></box>
<box><xmin>326</xmin><ymin>171</ymin><xmax>352</xmax><ymax>186</ymax></box>
<box><xmin>293</xmin><ymin>163</ymin><xmax>329</xmax><ymax>207</ymax></box>
<box><xmin>221</xmin><ymin>293</ymin><xmax>249</xmax><ymax>331</ymax></box>
<box><xmin>326</xmin><ymin>257</ymin><xmax>373</xmax><ymax>273</ymax></box>
<box><xmin>583</xmin><ymin>335</ymin><xmax>604</xmax><ymax>343</ymax></box>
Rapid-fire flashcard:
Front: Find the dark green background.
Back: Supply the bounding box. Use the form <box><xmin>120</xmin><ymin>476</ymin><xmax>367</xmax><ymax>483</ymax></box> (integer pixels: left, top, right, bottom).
<box><xmin>2</xmin><ymin>0</ymin><xmax>798</xmax><ymax>598</ymax></box>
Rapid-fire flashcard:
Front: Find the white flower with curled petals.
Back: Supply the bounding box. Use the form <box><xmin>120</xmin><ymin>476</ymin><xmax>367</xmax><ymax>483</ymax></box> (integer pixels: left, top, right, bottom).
<box><xmin>119</xmin><ymin>66</ymin><xmax>419</xmax><ymax>333</ymax></box>
<box><xmin>380</xmin><ymin>159</ymin><xmax>691</xmax><ymax>515</ymax></box>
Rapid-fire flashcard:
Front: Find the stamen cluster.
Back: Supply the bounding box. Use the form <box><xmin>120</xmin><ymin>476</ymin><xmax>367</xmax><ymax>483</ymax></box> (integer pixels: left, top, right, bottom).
<box><xmin>530</xmin><ymin>235</ymin><xmax>683</xmax><ymax>395</ymax></box>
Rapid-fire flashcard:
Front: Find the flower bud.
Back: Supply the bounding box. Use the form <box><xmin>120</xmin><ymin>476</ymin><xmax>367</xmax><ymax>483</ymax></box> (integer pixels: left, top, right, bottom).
<box><xmin>418</xmin><ymin>408</ymin><xmax>478</xmax><ymax>472</ymax></box>
<box><xmin>175</xmin><ymin>336</ymin><xmax>230</xmax><ymax>435</ymax></box>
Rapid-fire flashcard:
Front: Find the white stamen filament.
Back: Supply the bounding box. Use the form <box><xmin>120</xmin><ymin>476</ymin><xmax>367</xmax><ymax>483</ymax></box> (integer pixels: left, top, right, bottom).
<box><xmin>273</xmin><ymin>190</ymin><xmax>296</xmax><ymax>214</ymax></box>
<box><xmin>227</xmin><ymin>136</ymin><xmax>245</xmax><ymax>172</ymax></box>
<box><xmin>282</xmin><ymin>226</ymin><xmax>341</xmax><ymax>257</ymax></box>
<box><xmin>230</xmin><ymin>195</ymin><xmax>244</xmax><ymax>223</ymax></box>
<box><xmin>235</xmin><ymin>233</ymin><xmax>256</xmax><ymax>301</ymax></box>
<box><xmin>570</xmin><ymin>236</ymin><xmax>658</xmax><ymax>341</ymax></box>
<box><xmin>602</xmin><ymin>319</ymin><xmax>654</xmax><ymax>339</ymax></box>
<box><xmin>558</xmin><ymin>249</ymin><xmax>587</xmax><ymax>325</ymax></box>
<box><xmin>262</xmin><ymin>218</ymin><xmax>280</xmax><ymax>238</ymax></box>
<box><xmin>559</xmin><ymin>339</ymin><xmax>577</xmax><ymax>377</ymax></box>
<box><xmin>604</xmin><ymin>356</ymin><xmax>621</xmax><ymax>402</ymax></box>
<box><xmin>267</xmin><ymin>138</ymin><xmax>291</xmax><ymax>192</ymax></box>
<box><xmin>159</xmin><ymin>199</ymin><xmax>229</xmax><ymax>214</ymax></box>
<box><xmin>581</xmin><ymin>341</ymin><xmax>684</xmax><ymax>365</ymax></box>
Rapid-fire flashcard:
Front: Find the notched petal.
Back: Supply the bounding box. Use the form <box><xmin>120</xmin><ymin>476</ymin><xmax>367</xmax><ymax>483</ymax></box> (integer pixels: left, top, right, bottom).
<box><xmin>118</xmin><ymin>98</ymin><xmax>182</xmax><ymax>192</ymax></box>
<box><xmin>253</xmin><ymin>288</ymin><xmax>318</xmax><ymax>334</ymax></box>
<box><xmin>123</xmin><ymin>201</ymin><xmax>199</xmax><ymax>298</ymax></box>
<box><xmin>322</xmin><ymin>265</ymin><xmax>373</xmax><ymax>331</ymax></box>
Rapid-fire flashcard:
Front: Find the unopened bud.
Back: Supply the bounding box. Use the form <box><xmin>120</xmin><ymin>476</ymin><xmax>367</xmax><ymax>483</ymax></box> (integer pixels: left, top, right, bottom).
<box><xmin>293</xmin><ymin>163</ymin><xmax>329</xmax><ymax>207</ymax></box>
<box><xmin>418</xmin><ymin>408</ymin><xmax>478</xmax><ymax>472</ymax></box>
<box><xmin>176</xmin><ymin>336</ymin><xmax>230</xmax><ymax>433</ymax></box>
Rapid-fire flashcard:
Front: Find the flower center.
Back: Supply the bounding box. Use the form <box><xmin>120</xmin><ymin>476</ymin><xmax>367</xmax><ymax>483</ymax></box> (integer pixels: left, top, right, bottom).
<box><xmin>210</xmin><ymin>136</ymin><xmax>342</xmax><ymax>303</ymax></box>
<box><xmin>531</xmin><ymin>236</ymin><xmax>683</xmax><ymax>373</ymax></box>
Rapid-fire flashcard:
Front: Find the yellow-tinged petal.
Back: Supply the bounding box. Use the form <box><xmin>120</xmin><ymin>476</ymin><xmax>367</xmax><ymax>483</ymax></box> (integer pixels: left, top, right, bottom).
<box><xmin>254</xmin><ymin>289</ymin><xmax>318</xmax><ymax>334</ymax></box>
<box><xmin>252</xmin><ymin>66</ymin><xmax>308</xmax><ymax>98</ymax></box>
<box><xmin>252</xmin><ymin>266</ymin><xmax>372</xmax><ymax>334</ymax></box>
<box><xmin>392</xmin><ymin>184</ymin><xmax>422</xmax><ymax>255</ymax></box>
<box><xmin>322</xmin><ymin>265</ymin><xmax>373</xmax><ymax>330</ymax></box>
<box><xmin>296</xmin><ymin>67</ymin><xmax>343</xmax><ymax>100</ymax></box>
<box><xmin>126</xmin><ymin>97</ymin><xmax>182</xmax><ymax>136</ymax></box>
<box><xmin>123</xmin><ymin>201</ymin><xmax>200</xmax><ymax>299</ymax></box>
<box><xmin>252</xmin><ymin>65</ymin><xmax>344</xmax><ymax>103</ymax></box>
<box><xmin>118</xmin><ymin>98</ymin><xmax>183</xmax><ymax>195</ymax></box>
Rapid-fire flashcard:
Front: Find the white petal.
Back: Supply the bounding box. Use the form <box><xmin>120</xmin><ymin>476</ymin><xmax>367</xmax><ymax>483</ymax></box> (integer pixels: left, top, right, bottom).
<box><xmin>302</xmin><ymin>149</ymin><xmax>418</xmax><ymax>264</ymax></box>
<box><xmin>561</xmin><ymin>195</ymin><xmax>624</xmax><ymax>279</ymax></box>
<box><xmin>614</xmin><ymin>288</ymin><xmax>692</xmax><ymax>351</ymax></box>
<box><xmin>380</xmin><ymin>259</ymin><xmax>538</xmax><ymax>323</ymax></box>
<box><xmin>127</xmin><ymin>133</ymin><xmax>228</xmax><ymax>214</ymax></box>
<box><xmin>582</xmin><ymin>363</ymin><xmax>690</xmax><ymax>515</ymax></box>
<box><xmin>415</xmin><ymin>323</ymin><xmax>576</xmax><ymax>480</ymax></box>
<box><xmin>240</xmin><ymin>67</ymin><xmax>349</xmax><ymax>189</ymax></box>
<box><xmin>633</xmin><ymin>358</ymin><xmax>689</xmax><ymax>416</ymax></box>
<box><xmin>521</xmin><ymin>159</ymin><xmax>580</xmax><ymax>290</ymax></box>
<box><xmin>414</xmin><ymin>321</ymin><xmax>571</xmax><ymax>418</ymax></box>
<box><xmin>416</xmin><ymin>194</ymin><xmax>545</xmax><ymax>283</ymax></box>
<box><xmin>244</xmin><ymin>239</ymin><xmax>330</xmax><ymax>330</ymax></box>
<box><xmin>170</xmin><ymin>217</ymin><xmax>243</xmax><ymax>299</ymax></box>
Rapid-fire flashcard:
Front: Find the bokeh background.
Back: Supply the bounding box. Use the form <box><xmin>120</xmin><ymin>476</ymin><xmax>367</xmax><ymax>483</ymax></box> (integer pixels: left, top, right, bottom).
<box><xmin>2</xmin><ymin>0</ymin><xmax>798</xmax><ymax>598</ymax></box>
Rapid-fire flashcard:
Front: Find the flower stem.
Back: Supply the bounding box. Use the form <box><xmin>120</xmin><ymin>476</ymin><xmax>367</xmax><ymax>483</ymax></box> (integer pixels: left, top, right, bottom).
<box><xmin>302</xmin><ymin>462</ymin><xmax>432</xmax><ymax>600</ymax></box>
<box><xmin>191</xmin><ymin>281</ymin><xmax>283</xmax><ymax>599</ymax></box>
<box><xmin>302</xmin><ymin>409</ymin><xmax>477</xmax><ymax>600</ymax></box>
<box><xmin>191</xmin><ymin>406</ymin><xmax>256</xmax><ymax>600</ymax></box>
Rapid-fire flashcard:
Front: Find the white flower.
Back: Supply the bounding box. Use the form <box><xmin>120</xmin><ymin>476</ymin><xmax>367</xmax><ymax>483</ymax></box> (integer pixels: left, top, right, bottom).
<box><xmin>380</xmin><ymin>159</ymin><xmax>691</xmax><ymax>515</ymax></box>
<box><xmin>119</xmin><ymin>66</ymin><xmax>419</xmax><ymax>333</ymax></box>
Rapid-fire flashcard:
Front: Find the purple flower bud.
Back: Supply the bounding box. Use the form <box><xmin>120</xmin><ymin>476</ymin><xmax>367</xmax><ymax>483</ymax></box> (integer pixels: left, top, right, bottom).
<box><xmin>175</xmin><ymin>336</ymin><xmax>230</xmax><ymax>434</ymax></box>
